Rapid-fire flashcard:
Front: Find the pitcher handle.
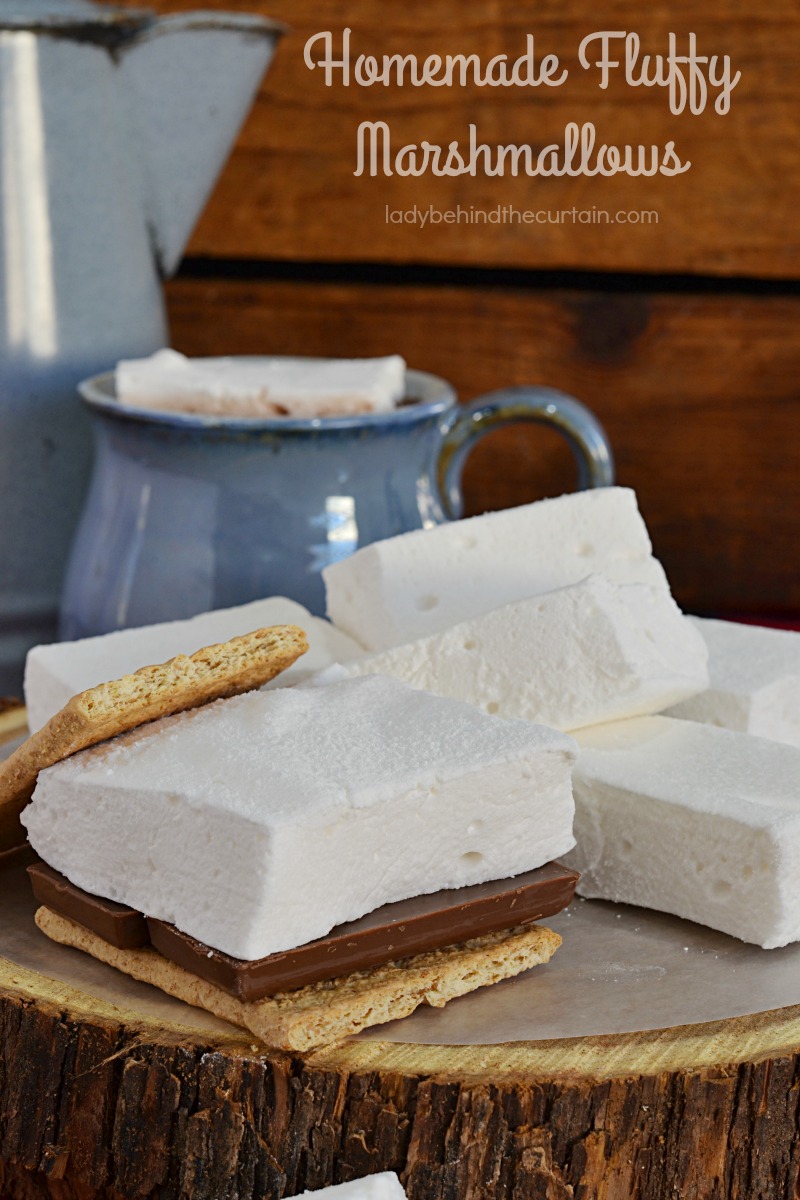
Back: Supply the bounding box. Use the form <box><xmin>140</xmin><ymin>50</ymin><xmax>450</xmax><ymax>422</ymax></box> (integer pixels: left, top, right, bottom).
<box><xmin>436</xmin><ymin>386</ymin><xmax>615</xmax><ymax>520</ymax></box>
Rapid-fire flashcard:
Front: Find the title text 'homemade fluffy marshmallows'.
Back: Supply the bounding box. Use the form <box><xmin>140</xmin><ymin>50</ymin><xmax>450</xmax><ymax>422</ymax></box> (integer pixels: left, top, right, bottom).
<box><xmin>22</xmin><ymin>675</ymin><xmax>577</xmax><ymax>960</ymax></box>
<box><xmin>323</xmin><ymin>488</ymin><xmax>669</xmax><ymax>650</ymax></box>
<box><xmin>345</xmin><ymin>575</ymin><xmax>708</xmax><ymax>731</ymax></box>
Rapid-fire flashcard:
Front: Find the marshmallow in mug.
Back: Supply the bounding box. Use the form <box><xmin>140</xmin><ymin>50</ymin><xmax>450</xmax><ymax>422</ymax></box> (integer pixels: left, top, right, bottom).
<box><xmin>115</xmin><ymin>350</ymin><xmax>407</xmax><ymax>418</ymax></box>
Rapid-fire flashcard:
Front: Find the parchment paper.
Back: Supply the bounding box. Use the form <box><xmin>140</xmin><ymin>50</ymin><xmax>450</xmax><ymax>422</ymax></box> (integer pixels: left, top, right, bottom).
<box><xmin>2</xmin><ymin>853</ymin><xmax>799</xmax><ymax>1046</ymax></box>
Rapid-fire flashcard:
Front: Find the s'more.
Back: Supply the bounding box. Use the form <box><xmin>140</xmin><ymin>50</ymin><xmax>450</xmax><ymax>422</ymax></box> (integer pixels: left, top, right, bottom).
<box><xmin>9</xmin><ymin>627</ymin><xmax>579</xmax><ymax>1051</ymax></box>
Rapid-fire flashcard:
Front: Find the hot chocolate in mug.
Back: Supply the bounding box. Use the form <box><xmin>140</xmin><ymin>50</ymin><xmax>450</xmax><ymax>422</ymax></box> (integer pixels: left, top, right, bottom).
<box><xmin>60</xmin><ymin>364</ymin><xmax>614</xmax><ymax>640</ymax></box>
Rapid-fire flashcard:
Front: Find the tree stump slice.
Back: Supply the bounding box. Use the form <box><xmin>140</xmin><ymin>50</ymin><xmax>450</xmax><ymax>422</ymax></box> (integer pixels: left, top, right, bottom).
<box><xmin>1</xmin><ymin>950</ymin><xmax>799</xmax><ymax>1200</ymax></box>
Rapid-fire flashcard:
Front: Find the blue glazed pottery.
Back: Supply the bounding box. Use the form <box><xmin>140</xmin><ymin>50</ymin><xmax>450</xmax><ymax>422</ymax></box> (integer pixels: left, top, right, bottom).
<box><xmin>60</xmin><ymin>366</ymin><xmax>615</xmax><ymax>640</ymax></box>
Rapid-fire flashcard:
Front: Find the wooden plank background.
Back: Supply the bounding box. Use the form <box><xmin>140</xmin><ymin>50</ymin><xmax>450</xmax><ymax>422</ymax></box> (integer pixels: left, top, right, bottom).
<box><xmin>168</xmin><ymin>277</ymin><xmax>800</xmax><ymax>616</ymax></box>
<box><xmin>121</xmin><ymin>0</ymin><xmax>800</xmax><ymax>616</ymax></box>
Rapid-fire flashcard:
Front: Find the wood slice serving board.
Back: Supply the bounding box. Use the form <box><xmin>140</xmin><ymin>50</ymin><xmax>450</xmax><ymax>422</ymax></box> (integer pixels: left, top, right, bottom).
<box><xmin>1</xmin><ymin>721</ymin><xmax>800</xmax><ymax>1198</ymax></box>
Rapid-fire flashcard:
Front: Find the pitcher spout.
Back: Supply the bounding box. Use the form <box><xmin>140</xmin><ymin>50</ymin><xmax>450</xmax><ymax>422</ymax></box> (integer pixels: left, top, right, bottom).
<box><xmin>118</xmin><ymin>12</ymin><xmax>285</xmax><ymax>276</ymax></box>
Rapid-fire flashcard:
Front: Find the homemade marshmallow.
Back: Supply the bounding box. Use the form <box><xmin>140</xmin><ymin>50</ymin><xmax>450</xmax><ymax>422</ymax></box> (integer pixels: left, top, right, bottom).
<box><xmin>298</xmin><ymin>1175</ymin><xmax>407</xmax><ymax>1199</ymax></box>
<box><xmin>22</xmin><ymin>675</ymin><xmax>577</xmax><ymax>959</ymax></box>
<box><xmin>344</xmin><ymin>575</ymin><xmax>708</xmax><ymax>731</ymax></box>
<box><xmin>565</xmin><ymin>716</ymin><xmax>800</xmax><ymax>948</ymax></box>
<box><xmin>116</xmin><ymin>350</ymin><xmax>407</xmax><ymax>418</ymax></box>
<box><xmin>666</xmin><ymin>617</ymin><xmax>800</xmax><ymax>747</ymax></box>
<box><xmin>24</xmin><ymin>597</ymin><xmax>363</xmax><ymax>732</ymax></box>
<box><xmin>324</xmin><ymin>487</ymin><xmax>669</xmax><ymax>650</ymax></box>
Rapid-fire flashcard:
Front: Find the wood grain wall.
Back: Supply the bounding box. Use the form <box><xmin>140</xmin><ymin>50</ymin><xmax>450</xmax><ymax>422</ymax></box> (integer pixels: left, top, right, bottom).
<box><xmin>124</xmin><ymin>0</ymin><xmax>800</xmax><ymax>615</ymax></box>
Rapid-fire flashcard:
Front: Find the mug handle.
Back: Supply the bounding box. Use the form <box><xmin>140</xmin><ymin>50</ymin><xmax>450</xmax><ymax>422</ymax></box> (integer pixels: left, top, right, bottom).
<box><xmin>436</xmin><ymin>386</ymin><xmax>615</xmax><ymax>520</ymax></box>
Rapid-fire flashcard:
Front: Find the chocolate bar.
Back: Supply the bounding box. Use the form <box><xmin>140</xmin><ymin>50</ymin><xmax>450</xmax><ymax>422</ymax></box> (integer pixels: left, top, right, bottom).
<box><xmin>28</xmin><ymin>862</ymin><xmax>148</xmax><ymax>949</ymax></box>
<box><xmin>29</xmin><ymin>860</ymin><xmax>578</xmax><ymax>1001</ymax></box>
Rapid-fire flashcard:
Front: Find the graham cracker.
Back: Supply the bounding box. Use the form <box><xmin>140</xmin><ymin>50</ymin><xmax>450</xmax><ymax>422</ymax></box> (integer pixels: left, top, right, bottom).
<box><xmin>0</xmin><ymin>625</ymin><xmax>307</xmax><ymax>852</ymax></box>
<box><xmin>35</xmin><ymin>907</ymin><xmax>561</xmax><ymax>1052</ymax></box>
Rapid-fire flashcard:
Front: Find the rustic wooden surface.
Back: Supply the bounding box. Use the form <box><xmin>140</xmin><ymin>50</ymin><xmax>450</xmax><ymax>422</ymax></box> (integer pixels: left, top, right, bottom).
<box><xmin>118</xmin><ymin>0</ymin><xmax>800</xmax><ymax>279</ymax></box>
<box><xmin>1</xmin><ymin>953</ymin><xmax>800</xmax><ymax>1199</ymax></box>
<box><xmin>168</xmin><ymin>276</ymin><xmax>800</xmax><ymax>617</ymax></box>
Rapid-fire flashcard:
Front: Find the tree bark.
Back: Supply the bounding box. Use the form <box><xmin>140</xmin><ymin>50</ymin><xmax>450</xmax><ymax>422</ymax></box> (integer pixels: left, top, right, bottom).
<box><xmin>1</xmin><ymin>956</ymin><xmax>800</xmax><ymax>1200</ymax></box>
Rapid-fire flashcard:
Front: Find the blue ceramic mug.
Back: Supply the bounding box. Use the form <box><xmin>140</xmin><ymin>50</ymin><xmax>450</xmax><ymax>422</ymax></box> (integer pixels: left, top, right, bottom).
<box><xmin>60</xmin><ymin>366</ymin><xmax>614</xmax><ymax>640</ymax></box>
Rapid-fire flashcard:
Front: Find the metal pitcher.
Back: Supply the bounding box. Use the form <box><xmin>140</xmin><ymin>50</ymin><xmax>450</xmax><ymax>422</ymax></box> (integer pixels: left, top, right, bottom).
<box><xmin>0</xmin><ymin>0</ymin><xmax>283</xmax><ymax>689</ymax></box>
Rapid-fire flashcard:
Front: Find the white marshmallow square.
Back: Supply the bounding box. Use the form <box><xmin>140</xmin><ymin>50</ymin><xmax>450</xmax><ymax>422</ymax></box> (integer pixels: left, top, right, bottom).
<box><xmin>298</xmin><ymin>1174</ymin><xmax>407</xmax><ymax>1198</ymax></box>
<box><xmin>23</xmin><ymin>675</ymin><xmax>577</xmax><ymax>959</ymax></box>
<box><xmin>116</xmin><ymin>350</ymin><xmax>407</xmax><ymax>418</ymax></box>
<box><xmin>565</xmin><ymin>716</ymin><xmax>800</xmax><ymax>948</ymax></box>
<box><xmin>324</xmin><ymin>487</ymin><xmax>668</xmax><ymax>651</ymax></box>
<box><xmin>666</xmin><ymin>617</ymin><xmax>800</xmax><ymax>747</ymax></box>
<box><xmin>344</xmin><ymin>575</ymin><xmax>708</xmax><ymax>731</ymax></box>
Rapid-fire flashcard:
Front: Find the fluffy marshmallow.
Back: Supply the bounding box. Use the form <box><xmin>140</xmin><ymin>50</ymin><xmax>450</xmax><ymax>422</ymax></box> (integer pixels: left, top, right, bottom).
<box><xmin>666</xmin><ymin>617</ymin><xmax>800</xmax><ymax>747</ymax></box>
<box><xmin>298</xmin><ymin>1175</ymin><xmax>407</xmax><ymax>1199</ymax></box>
<box><xmin>23</xmin><ymin>676</ymin><xmax>577</xmax><ymax>959</ymax></box>
<box><xmin>324</xmin><ymin>487</ymin><xmax>668</xmax><ymax>650</ymax></box>
<box><xmin>116</xmin><ymin>350</ymin><xmax>407</xmax><ymax>418</ymax></box>
<box><xmin>24</xmin><ymin>597</ymin><xmax>363</xmax><ymax>732</ymax></box>
<box><xmin>343</xmin><ymin>576</ymin><xmax>708</xmax><ymax>731</ymax></box>
<box><xmin>565</xmin><ymin>716</ymin><xmax>800</xmax><ymax>948</ymax></box>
